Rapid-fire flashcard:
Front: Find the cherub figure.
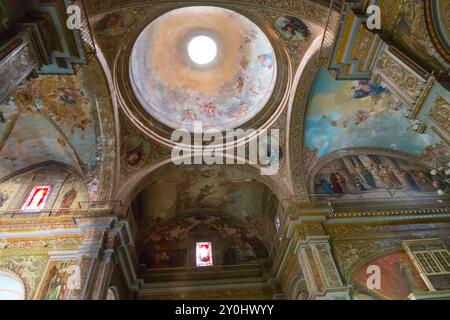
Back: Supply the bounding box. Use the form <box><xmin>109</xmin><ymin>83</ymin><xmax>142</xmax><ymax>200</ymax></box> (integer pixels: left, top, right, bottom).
<box><xmin>196</xmin><ymin>184</ymin><xmax>215</xmax><ymax>203</ymax></box>
<box><xmin>236</xmin><ymin>76</ymin><xmax>245</xmax><ymax>93</ymax></box>
<box><xmin>203</xmin><ymin>102</ymin><xmax>216</xmax><ymax>118</ymax></box>
<box><xmin>183</xmin><ymin>108</ymin><xmax>197</xmax><ymax>123</ymax></box>
<box><xmin>231</xmin><ymin>102</ymin><xmax>249</xmax><ymax>118</ymax></box>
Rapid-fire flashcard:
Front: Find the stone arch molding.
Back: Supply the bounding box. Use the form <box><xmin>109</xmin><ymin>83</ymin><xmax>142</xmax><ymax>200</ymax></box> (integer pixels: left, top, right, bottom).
<box><xmin>0</xmin><ymin>268</ymin><xmax>26</xmax><ymax>300</ymax></box>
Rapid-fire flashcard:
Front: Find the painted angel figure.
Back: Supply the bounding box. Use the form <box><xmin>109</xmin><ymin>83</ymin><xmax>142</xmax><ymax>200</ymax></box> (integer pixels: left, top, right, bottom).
<box><xmin>351</xmin><ymin>80</ymin><xmax>388</xmax><ymax>100</ymax></box>
<box><xmin>203</xmin><ymin>102</ymin><xmax>217</xmax><ymax>118</ymax></box>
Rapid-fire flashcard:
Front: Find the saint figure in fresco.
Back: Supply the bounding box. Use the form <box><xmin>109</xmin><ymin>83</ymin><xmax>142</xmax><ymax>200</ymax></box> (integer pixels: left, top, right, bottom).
<box><xmin>319</xmin><ymin>176</ymin><xmax>333</xmax><ymax>194</ymax></box>
<box><xmin>96</xmin><ymin>13</ymin><xmax>128</xmax><ymax>37</ymax></box>
<box><xmin>126</xmin><ymin>143</ymin><xmax>144</xmax><ymax>167</ymax></box>
<box><xmin>61</xmin><ymin>188</ymin><xmax>77</xmax><ymax>208</ymax></box>
<box><xmin>330</xmin><ymin>174</ymin><xmax>343</xmax><ymax>194</ymax></box>
<box><xmin>196</xmin><ymin>184</ymin><xmax>215</xmax><ymax>203</ymax></box>
<box><xmin>25</xmin><ymin>187</ymin><xmax>49</xmax><ymax>210</ymax></box>
<box><xmin>351</xmin><ymin>80</ymin><xmax>388</xmax><ymax>99</ymax></box>
<box><xmin>399</xmin><ymin>170</ymin><xmax>421</xmax><ymax>192</ymax></box>
<box><xmin>45</xmin><ymin>267</ymin><xmax>64</xmax><ymax>300</ymax></box>
<box><xmin>336</xmin><ymin>172</ymin><xmax>351</xmax><ymax>193</ymax></box>
<box><xmin>56</xmin><ymin>88</ymin><xmax>79</xmax><ymax>105</ymax></box>
<box><xmin>356</xmin><ymin>165</ymin><xmax>377</xmax><ymax>189</ymax></box>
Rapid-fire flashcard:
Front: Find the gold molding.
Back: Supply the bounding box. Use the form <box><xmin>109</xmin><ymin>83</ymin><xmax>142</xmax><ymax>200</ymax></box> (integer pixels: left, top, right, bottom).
<box><xmin>409</xmin><ymin>78</ymin><xmax>436</xmax><ymax>119</ymax></box>
<box><xmin>423</xmin><ymin>0</ymin><xmax>450</xmax><ymax>63</ymax></box>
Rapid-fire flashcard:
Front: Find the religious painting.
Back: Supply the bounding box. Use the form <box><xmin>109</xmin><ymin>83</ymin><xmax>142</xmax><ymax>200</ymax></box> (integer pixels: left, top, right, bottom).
<box><xmin>29</xmin><ymin>73</ymin><xmax>97</xmax><ymax>170</ymax></box>
<box><xmin>0</xmin><ymin>69</ymin><xmax>100</xmax><ymax>180</ymax></box>
<box><xmin>314</xmin><ymin>154</ymin><xmax>434</xmax><ymax>199</ymax></box>
<box><xmin>37</xmin><ymin>260</ymin><xmax>80</xmax><ymax>300</ymax></box>
<box><xmin>121</xmin><ymin>134</ymin><xmax>153</xmax><ymax>169</ymax></box>
<box><xmin>0</xmin><ymin>110</ymin><xmax>81</xmax><ymax>179</ymax></box>
<box><xmin>304</xmin><ymin>68</ymin><xmax>443</xmax><ymax>168</ymax></box>
<box><xmin>60</xmin><ymin>188</ymin><xmax>78</xmax><ymax>209</ymax></box>
<box><xmin>196</xmin><ymin>242</ymin><xmax>213</xmax><ymax>267</ymax></box>
<box><xmin>274</xmin><ymin>16</ymin><xmax>310</xmax><ymax>41</ymax></box>
<box><xmin>22</xmin><ymin>186</ymin><xmax>51</xmax><ymax>211</ymax></box>
<box><xmin>137</xmin><ymin>214</ymin><xmax>269</xmax><ymax>269</ymax></box>
<box><xmin>352</xmin><ymin>251</ymin><xmax>428</xmax><ymax>300</ymax></box>
<box><xmin>222</xmin><ymin>236</ymin><xmax>267</xmax><ymax>266</ymax></box>
<box><xmin>130</xmin><ymin>6</ymin><xmax>277</xmax><ymax>132</ymax></box>
<box><xmin>94</xmin><ymin>12</ymin><xmax>135</xmax><ymax>37</ymax></box>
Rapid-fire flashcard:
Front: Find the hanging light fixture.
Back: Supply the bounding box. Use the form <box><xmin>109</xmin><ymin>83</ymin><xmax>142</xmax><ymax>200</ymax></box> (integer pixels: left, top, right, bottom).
<box><xmin>431</xmin><ymin>162</ymin><xmax>450</xmax><ymax>195</ymax></box>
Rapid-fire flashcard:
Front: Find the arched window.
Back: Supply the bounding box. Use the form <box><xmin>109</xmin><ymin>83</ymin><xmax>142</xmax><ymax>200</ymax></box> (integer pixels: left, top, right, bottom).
<box><xmin>0</xmin><ymin>270</ymin><xmax>25</xmax><ymax>300</ymax></box>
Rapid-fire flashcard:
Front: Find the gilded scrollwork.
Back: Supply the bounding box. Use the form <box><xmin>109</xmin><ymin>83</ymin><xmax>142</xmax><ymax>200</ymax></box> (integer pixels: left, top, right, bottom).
<box><xmin>0</xmin><ymin>254</ymin><xmax>48</xmax><ymax>299</ymax></box>
<box><xmin>376</xmin><ymin>52</ymin><xmax>424</xmax><ymax>101</ymax></box>
<box><xmin>428</xmin><ymin>97</ymin><xmax>450</xmax><ymax>136</ymax></box>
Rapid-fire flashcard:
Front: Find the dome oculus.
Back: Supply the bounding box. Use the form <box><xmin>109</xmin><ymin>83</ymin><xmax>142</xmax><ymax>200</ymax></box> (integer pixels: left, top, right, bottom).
<box><xmin>188</xmin><ymin>35</ymin><xmax>218</xmax><ymax>65</ymax></box>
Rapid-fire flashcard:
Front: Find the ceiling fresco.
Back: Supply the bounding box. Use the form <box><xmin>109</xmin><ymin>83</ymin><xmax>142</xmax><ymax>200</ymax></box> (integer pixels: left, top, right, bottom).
<box><xmin>304</xmin><ymin>68</ymin><xmax>446</xmax><ymax>171</ymax></box>
<box><xmin>0</xmin><ymin>70</ymin><xmax>100</xmax><ymax>180</ymax></box>
<box><xmin>312</xmin><ymin>153</ymin><xmax>435</xmax><ymax>200</ymax></box>
<box><xmin>137</xmin><ymin>214</ymin><xmax>270</xmax><ymax>269</ymax></box>
<box><xmin>135</xmin><ymin>165</ymin><xmax>279</xmax><ymax>223</ymax></box>
<box><xmin>0</xmin><ymin>109</ymin><xmax>80</xmax><ymax>179</ymax></box>
<box><xmin>133</xmin><ymin>165</ymin><xmax>279</xmax><ymax>270</ymax></box>
<box><xmin>129</xmin><ymin>6</ymin><xmax>277</xmax><ymax>131</ymax></box>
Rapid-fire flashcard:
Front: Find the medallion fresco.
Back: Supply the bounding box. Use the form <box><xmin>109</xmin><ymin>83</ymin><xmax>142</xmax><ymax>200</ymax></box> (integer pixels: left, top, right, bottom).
<box><xmin>304</xmin><ymin>68</ymin><xmax>444</xmax><ymax>169</ymax></box>
<box><xmin>274</xmin><ymin>16</ymin><xmax>310</xmax><ymax>41</ymax></box>
<box><xmin>120</xmin><ymin>114</ymin><xmax>171</xmax><ymax>172</ymax></box>
<box><xmin>94</xmin><ymin>11</ymin><xmax>135</xmax><ymax>37</ymax></box>
<box><xmin>130</xmin><ymin>6</ymin><xmax>277</xmax><ymax>131</ymax></box>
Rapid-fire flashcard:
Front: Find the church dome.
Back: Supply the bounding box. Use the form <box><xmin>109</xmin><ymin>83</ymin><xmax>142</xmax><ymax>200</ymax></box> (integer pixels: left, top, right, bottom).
<box><xmin>129</xmin><ymin>6</ymin><xmax>277</xmax><ymax>132</ymax></box>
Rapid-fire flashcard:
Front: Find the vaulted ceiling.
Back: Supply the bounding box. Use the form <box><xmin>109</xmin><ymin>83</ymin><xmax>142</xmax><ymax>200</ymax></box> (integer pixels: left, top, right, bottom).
<box><xmin>0</xmin><ymin>0</ymin><xmax>448</xmax><ymax>208</ymax></box>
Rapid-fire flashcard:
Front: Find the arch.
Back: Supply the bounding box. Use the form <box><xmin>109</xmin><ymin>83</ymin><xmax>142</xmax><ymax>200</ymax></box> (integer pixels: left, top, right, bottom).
<box><xmin>293</xmin><ymin>62</ymin><xmax>444</xmax><ymax>198</ymax></box>
<box><xmin>0</xmin><ymin>269</ymin><xmax>26</xmax><ymax>300</ymax></box>
<box><xmin>115</xmin><ymin>155</ymin><xmax>290</xmax><ymax>208</ymax></box>
<box><xmin>106</xmin><ymin>286</ymin><xmax>119</xmax><ymax>300</ymax></box>
<box><xmin>289</xmin><ymin>275</ymin><xmax>309</xmax><ymax>300</ymax></box>
<box><xmin>288</xmin><ymin>50</ymin><xmax>322</xmax><ymax>194</ymax></box>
